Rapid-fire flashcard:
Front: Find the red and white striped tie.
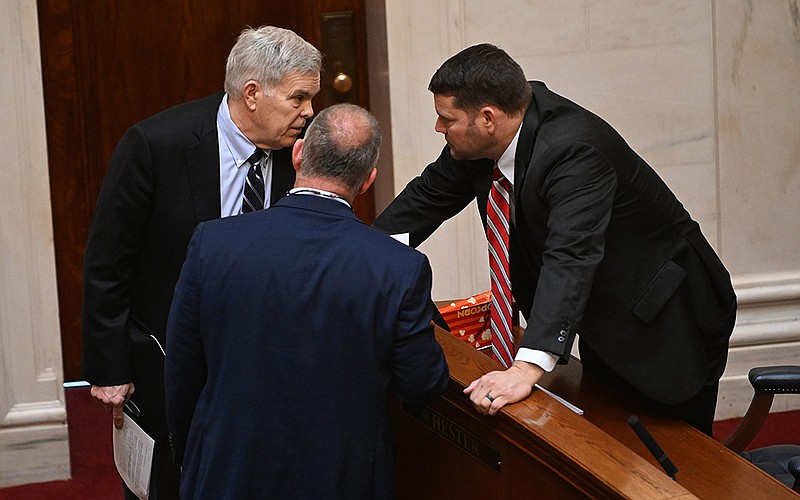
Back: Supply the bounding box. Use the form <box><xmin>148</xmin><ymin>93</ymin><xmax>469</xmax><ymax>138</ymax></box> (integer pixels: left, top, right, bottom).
<box><xmin>487</xmin><ymin>166</ymin><xmax>514</xmax><ymax>368</ymax></box>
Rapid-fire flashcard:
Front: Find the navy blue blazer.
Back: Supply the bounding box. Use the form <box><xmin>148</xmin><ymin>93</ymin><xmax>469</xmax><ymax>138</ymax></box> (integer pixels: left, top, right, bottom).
<box><xmin>165</xmin><ymin>194</ymin><xmax>449</xmax><ymax>499</ymax></box>
<box><xmin>81</xmin><ymin>92</ymin><xmax>297</xmax><ymax>435</ymax></box>
<box><xmin>374</xmin><ymin>81</ymin><xmax>736</xmax><ymax>405</ymax></box>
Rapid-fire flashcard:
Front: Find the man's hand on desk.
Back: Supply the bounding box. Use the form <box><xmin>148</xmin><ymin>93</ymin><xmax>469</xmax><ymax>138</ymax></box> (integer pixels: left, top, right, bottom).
<box><xmin>463</xmin><ymin>361</ymin><xmax>545</xmax><ymax>415</ymax></box>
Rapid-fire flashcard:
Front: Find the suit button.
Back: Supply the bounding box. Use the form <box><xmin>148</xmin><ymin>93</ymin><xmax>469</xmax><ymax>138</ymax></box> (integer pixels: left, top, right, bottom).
<box><xmin>557</xmin><ymin>336</ymin><xmax>565</xmax><ymax>342</ymax></box>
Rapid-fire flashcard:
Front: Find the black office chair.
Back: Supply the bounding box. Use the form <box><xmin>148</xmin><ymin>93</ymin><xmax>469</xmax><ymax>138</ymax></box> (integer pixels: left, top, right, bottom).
<box><xmin>721</xmin><ymin>365</ymin><xmax>800</xmax><ymax>492</ymax></box>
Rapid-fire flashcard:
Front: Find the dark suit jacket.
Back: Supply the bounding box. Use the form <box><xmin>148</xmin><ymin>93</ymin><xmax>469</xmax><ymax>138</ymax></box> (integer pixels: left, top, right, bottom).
<box><xmin>81</xmin><ymin>92</ymin><xmax>296</xmax><ymax>435</ymax></box>
<box><xmin>374</xmin><ymin>81</ymin><xmax>736</xmax><ymax>405</ymax></box>
<box><xmin>165</xmin><ymin>194</ymin><xmax>449</xmax><ymax>499</ymax></box>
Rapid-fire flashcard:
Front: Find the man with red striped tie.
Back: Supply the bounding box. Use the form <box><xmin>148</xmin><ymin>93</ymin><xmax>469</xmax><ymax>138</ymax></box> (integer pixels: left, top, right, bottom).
<box><xmin>373</xmin><ymin>43</ymin><xmax>736</xmax><ymax>436</ymax></box>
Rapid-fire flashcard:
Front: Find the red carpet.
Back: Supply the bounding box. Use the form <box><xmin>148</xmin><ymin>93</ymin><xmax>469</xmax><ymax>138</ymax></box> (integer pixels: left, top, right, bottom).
<box><xmin>714</xmin><ymin>409</ymin><xmax>800</xmax><ymax>451</ymax></box>
<box><xmin>0</xmin><ymin>387</ymin><xmax>124</xmax><ymax>500</ymax></box>
<box><xmin>0</xmin><ymin>387</ymin><xmax>797</xmax><ymax>498</ymax></box>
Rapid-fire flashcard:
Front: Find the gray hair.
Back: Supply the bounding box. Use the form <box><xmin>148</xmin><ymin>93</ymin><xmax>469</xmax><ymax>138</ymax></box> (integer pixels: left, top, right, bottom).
<box><xmin>224</xmin><ymin>26</ymin><xmax>322</xmax><ymax>97</ymax></box>
<box><xmin>300</xmin><ymin>104</ymin><xmax>382</xmax><ymax>190</ymax></box>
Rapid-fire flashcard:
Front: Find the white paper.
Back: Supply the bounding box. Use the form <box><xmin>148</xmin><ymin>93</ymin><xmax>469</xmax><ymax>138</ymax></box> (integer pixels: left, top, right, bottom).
<box><xmin>113</xmin><ymin>412</ymin><xmax>154</xmax><ymax>499</ymax></box>
<box><xmin>390</xmin><ymin>233</ymin><xmax>410</xmax><ymax>245</ymax></box>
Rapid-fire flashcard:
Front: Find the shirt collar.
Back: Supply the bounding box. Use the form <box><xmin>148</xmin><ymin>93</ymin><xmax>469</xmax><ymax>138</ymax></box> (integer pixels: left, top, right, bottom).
<box><xmin>288</xmin><ymin>187</ymin><xmax>352</xmax><ymax>208</ymax></box>
<box><xmin>496</xmin><ymin>123</ymin><xmax>522</xmax><ymax>185</ymax></box>
<box><xmin>217</xmin><ymin>94</ymin><xmax>260</xmax><ymax>170</ymax></box>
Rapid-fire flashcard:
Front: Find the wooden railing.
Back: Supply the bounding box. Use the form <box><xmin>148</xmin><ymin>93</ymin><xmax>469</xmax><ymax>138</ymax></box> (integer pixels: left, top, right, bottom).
<box><xmin>390</xmin><ymin>326</ymin><xmax>796</xmax><ymax>499</ymax></box>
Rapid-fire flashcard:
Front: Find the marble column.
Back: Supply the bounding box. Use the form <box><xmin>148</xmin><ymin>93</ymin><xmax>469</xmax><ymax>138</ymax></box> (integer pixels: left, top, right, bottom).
<box><xmin>0</xmin><ymin>0</ymin><xmax>70</xmax><ymax>487</ymax></box>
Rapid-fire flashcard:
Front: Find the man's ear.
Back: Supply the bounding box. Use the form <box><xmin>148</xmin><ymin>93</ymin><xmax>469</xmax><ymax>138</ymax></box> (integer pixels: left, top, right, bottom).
<box><xmin>358</xmin><ymin>167</ymin><xmax>378</xmax><ymax>195</ymax></box>
<box><xmin>291</xmin><ymin>139</ymin><xmax>304</xmax><ymax>173</ymax></box>
<box><xmin>242</xmin><ymin>80</ymin><xmax>260</xmax><ymax>110</ymax></box>
<box><xmin>478</xmin><ymin>106</ymin><xmax>498</xmax><ymax>132</ymax></box>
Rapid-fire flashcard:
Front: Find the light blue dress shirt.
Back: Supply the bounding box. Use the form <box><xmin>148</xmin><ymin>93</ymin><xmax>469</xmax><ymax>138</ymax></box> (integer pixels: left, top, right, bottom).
<box><xmin>216</xmin><ymin>95</ymin><xmax>274</xmax><ymax>217</ymax></box>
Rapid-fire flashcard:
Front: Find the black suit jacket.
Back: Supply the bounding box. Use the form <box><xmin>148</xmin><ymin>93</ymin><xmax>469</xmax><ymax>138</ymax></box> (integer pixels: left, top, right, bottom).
<box><xmin>81</xmin><ymin>92</ymin><xmax>296</xmax><ymax>434</ymax></box>
<box><xmin>374</xmin><ymin>81</ymin><xmax>736</xmax><ymax>404</ymax></box>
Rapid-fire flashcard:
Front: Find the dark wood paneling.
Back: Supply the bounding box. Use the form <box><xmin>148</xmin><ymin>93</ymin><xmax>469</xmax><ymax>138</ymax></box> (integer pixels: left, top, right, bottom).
<box><xmin>37</xmin><ymin>0</ymin><xmax>370</xmax><ymax>381</ymax></box>
<box><xmin>306</xmin><ymin>0</ymin><xmax>374</xmax><ymax>221</ymax></box>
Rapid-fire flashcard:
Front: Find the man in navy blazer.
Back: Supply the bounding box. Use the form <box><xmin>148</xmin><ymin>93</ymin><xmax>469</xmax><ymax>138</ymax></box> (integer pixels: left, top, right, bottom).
<box><xmin>81</xmin><ymin>26</ymin><xmax>322</xmax><ymax>498</ymax></box>
<box><xmin>374</xmin><ymin>44</ymin><xmax>736</xmax><ymax>435</ymax></box>
<box><xmin>165</xmin><ymin>103</ymin><xmax>449</xmax><ymax>499</ymax></box>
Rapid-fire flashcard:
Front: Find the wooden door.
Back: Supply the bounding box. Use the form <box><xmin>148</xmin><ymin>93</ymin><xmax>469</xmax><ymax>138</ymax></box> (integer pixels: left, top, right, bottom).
<box><xmin>37</xmin><ymin>0</ymin><xmax>371</xmax><ymax>381</ymax></box>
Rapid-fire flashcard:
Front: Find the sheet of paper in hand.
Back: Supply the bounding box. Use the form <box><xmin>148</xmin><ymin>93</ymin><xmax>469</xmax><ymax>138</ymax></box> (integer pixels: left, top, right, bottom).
<box><xmin>113</xmin><ymin>412</ymin><xmax>154</xmax><ymax>499</ymax></box>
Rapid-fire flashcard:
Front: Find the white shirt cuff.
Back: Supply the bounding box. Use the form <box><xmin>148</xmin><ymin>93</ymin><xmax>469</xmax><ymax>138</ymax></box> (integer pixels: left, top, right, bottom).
<box><xmin>515</xmin><ymin>347</ymin><xmax>558</xmax><ymax>372</ymax></box>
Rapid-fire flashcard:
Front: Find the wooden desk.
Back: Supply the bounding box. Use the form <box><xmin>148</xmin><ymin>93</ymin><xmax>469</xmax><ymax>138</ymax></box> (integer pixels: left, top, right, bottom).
<box><xmin>391</xmin><ymin>327</ymin><xmax>797</xmax><ymax>499</ymax></box>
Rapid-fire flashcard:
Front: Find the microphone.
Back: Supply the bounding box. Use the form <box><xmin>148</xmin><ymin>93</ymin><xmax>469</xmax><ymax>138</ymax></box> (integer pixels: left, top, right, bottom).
<box><xmin>627</xmin><ymin>415</ymin><xmax>678</xmax><ymax>480</ymax></box>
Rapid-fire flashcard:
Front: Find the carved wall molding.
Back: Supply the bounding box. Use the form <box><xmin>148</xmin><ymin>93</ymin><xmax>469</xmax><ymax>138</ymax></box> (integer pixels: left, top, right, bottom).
<box><xmin>0</xmin><ymin>0</ymin><xmax>69</xmax><ymax>488</ymax></box>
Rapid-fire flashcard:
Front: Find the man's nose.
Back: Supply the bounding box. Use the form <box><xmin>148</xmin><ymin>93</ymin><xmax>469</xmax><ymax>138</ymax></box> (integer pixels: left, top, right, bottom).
<box><xmin>434</xmin><ymin>117</ymin><xmax>445</xmax><ymax>134</ymax></box>
<box><xmin>301</xmin><ymin>101</ymin><xmax>314</xmax><ymax>118</ymax></box>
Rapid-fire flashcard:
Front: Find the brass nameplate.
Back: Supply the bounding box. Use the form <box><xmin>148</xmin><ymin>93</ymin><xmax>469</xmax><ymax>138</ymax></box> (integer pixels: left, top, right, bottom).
<box><xmin>404</xmin><ymin>404</ymin><xmax>502</xmax><ymax>472</ymax></box>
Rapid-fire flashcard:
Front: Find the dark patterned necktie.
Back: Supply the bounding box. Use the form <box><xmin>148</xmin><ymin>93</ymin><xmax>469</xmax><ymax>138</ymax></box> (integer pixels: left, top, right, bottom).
<box><xmin>487</xmin><ymin>166</ymin><xmax>514</xmax><ymax>368</ymax></box>
<box><xmin>241</xmin><ymin>148</ymin><xmax>267</xmax><ymax>213</ymax></box>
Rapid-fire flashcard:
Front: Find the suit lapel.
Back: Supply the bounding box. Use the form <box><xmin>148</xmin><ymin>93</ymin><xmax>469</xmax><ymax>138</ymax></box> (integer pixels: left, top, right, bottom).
<box><xmin>186</xmin><ymin>134</ymin><xmax>222</xmax><ymax>222</ymax></box>
<box><xmin>270</xmin><ymin>147</ymin><xmax>296</xmax><ymax>204</ymax></box>
<box><xmin>513</xmin><ymin>82</ymin><xmax>543</xmax><ymax>202</ymax></box>
<box><xmin>181</xmin><ymin>93</ymin><xmax>224</xmax><ymax>222</ymax></box>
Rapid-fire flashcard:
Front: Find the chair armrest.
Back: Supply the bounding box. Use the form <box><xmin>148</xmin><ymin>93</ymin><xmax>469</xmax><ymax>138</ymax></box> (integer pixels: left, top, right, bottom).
<box><xmin>723</xmin><ymin>366</ymin><xmax>800</xmax><ymax>452</ymax></box>
<box><xmin>749</xmin><ymin>366</ymin><xmax>800</xmax><ymax>395</ymax></box>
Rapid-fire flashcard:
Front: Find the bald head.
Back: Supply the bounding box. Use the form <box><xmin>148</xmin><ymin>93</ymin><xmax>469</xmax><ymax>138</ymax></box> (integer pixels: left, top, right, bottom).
<box><xmin>297</xmin><ymin>103</ymin><xmax>382</xmax><ymax>194</ymax></box>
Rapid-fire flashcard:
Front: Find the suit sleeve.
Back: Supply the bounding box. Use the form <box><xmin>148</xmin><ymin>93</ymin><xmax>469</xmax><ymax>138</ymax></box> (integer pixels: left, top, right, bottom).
<box><xmin>520</xmin><ymin>142</ymin><xmax>617</xmax><ymax>360</ymax></box>
<box><xmin>390</xmin><ymin>254</ymin><xmax>449</xmax><ymax>404</ymax></box>
<box><xmin>373</xmin><ymin>147</ymin><xmax>492</xmax><ymax>247</ymax></box>
<box><xmin>165</xmin><ymin>224</ymin><xmax>208</xmax><ymax>466</ymax></box>
<box><xmin>81</xmin><ymin>125</ymin><xmax>155</xmax><ymax>385</ymax></box>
